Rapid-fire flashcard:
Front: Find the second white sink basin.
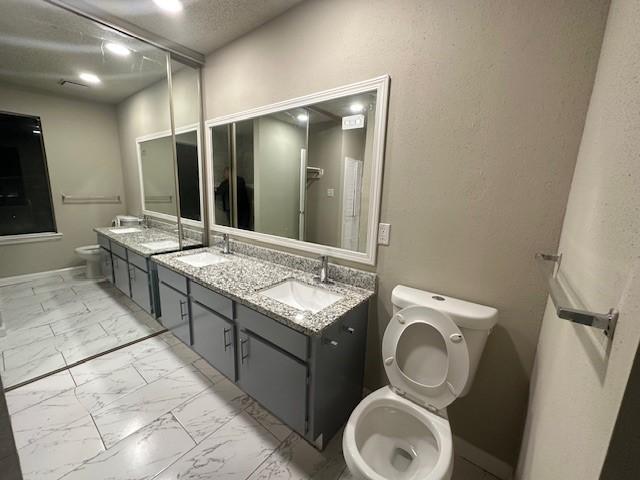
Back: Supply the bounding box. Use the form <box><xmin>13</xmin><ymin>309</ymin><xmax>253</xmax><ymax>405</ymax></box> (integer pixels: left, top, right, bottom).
<box><xmin>109</xmin><ymin>227</ymin><xmax>142</xmax><ymax>234</ymax></box>
<box><xmin>177</xmin><ymin>252</ymin><xmax>229</xmax><ymax>268</ymax></box>
<box><xmin>140</xmin><ymin>240</ymin><xmax>180</xmax><ymax>250</ymax></box>
<box><xmin>260</xmin><ymin>279</ymin><xmax>342</xmax><ymax>313</ymax></box>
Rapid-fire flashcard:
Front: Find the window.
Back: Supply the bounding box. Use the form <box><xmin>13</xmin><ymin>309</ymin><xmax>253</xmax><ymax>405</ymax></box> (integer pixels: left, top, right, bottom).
<box><xmin>0</xmin><ymin>112</ymin><xmax>56</xmax><ymax>236</ymax></box>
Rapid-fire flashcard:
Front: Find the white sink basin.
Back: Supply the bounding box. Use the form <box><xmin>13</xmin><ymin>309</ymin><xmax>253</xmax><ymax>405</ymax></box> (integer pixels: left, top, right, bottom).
<box><xmin>177</xmin><ymin>252</ymin><xmax>229</xmax><ymax>268</ymax></box>
<box><xmin>140</xmin><ymin>240</ymin><xmax>180</xmax><ymax>250</ymax></box>
<box><xmin>260</xmin><ymin>279</ymin><xmax>342</xmax><ymax>313</ymax></box>
<box><xmin>109</xmin><ymin>227</ymin><xmax>142</xmax><ymax>234</ymax></box>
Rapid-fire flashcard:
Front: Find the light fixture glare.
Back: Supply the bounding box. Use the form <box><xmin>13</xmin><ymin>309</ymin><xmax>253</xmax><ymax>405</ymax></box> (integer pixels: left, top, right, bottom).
<box><xmin>79</xmin><ymin>72</ymin><xmax>101</xmax><ymax>84</ymax></box>
<box><xmin>349</xmin><ymin>102</ymin><xmax>364</xmax><ymax>113</ymax></box>
<box><xmin>105</xmin><ymin>42</ymin><xmax>130</xmax><ymax>56</ymax></box>
<box><xmin>153</xmin><ymin>0</ymin><xmax>183</xmax><ymax>13</ymax></box>
<box><xmin>297</xmin><ymin>113</ymin><xmax>309</xmax><ymax>122</ymax></box>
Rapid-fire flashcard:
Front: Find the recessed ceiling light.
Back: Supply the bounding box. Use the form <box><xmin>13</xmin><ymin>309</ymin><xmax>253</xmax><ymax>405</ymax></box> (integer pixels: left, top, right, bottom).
<box><xmin>79</xmin><ymin>72</ymin><xmax>101</xmax><ymax>84</ymax></box>
<box><xmin>297</xmin><ymin>113</ymin><xmax>309</xmax><ymax>122</ymax></box>
<box><xmin>153</xmin><ymin>0</ymin><xmax>183</xmax><ymax>13</ymax></box>
<box><xmin>349</xmin><ymin>102</ymin><xmax>364</xmax><ymax>113</ymax></box>
<box><xmin>105</xmin><ymin>42</ymin><xmax>130</xmax><ymax>56</ymax></box>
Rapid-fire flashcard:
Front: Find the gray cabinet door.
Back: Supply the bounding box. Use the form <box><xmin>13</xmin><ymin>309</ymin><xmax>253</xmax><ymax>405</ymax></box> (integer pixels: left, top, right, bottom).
<box><xmin>100</xmin><ymin>248</ymin><xmax>113</xmax><ymax>283</ymax></box>
<box><xmin>129</xmin><ymin>264</ymin><xmax>151</xmax><ymax>313</ymax></box>
<box><xmin>159</xmin><ymin>282</ymin><xmax>190</xmax><ymax>345</ymax></box>
<box><xmin>113</xmin><ymin>255</ymin><xmax>130</xmax><ymax>297</ymax></box>
<box><xmin>191</xmin><ymin>301</ymin><xmax>235</xmax><ymax>381</ymax></box>
<box><xmin>237</xmin><ymin>330</ymin><xmax>308</xmax><ymax>434</ymax></box>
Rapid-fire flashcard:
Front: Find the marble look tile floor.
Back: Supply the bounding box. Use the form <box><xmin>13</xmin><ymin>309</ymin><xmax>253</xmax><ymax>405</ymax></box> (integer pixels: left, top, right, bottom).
<box><xmin>2</xmin><ymin>271</ymin><xmax>499</xmax><ymax>480</ymax></box>
<box><xmin>0</xmin><ymin>270</ymin><xmax>163</xmax><ymax>388</ymax></box>
<box><xmin>5</xmin><ymin>331</ymin><xmax>499</xmax><ymax>480</ymax></box>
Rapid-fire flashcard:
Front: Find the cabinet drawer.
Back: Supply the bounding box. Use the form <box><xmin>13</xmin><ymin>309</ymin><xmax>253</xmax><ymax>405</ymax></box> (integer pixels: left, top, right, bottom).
<box><xmin>157</xmin><ymin>265</ymin><xmax>188</xmax><ymax>294</ymax></box>
<box><xmin>97</xmin><ymin>234</ymin><xmax>110</xmax><ymax>250</ymax></box>
<box><xmin>128</xmin><ymin>250</ymin><xmax>147</xmax><ymax>272</ymax></box>
<box><xmin>111</xmin><ymin>243</ymin><xmax>127</xmax><ymax>260</ymax></box>
<box><xmin>237</xmin><ymin>330</ymin><xmax>307</xmax><ymax>434</ymax></box>
<box><xmin>190</xmin><ymin>282</ymin><xmax>233</xmax><ymax>319</ymax></box>
<box><xmin>236</xmin><ymin>304</ymin><xmax>308</xmax><ymax>361</ymax></box>
<box><xmin>191</xmin><ymin>300</ymin><xmax>235</xmax><ymax>381</ymax></box>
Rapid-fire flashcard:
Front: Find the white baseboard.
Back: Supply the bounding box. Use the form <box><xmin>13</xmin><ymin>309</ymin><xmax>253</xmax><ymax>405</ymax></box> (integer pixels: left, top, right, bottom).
<box><xmin>454</xmin><ymin>435</ymin><xmax>514</xmax><ymax>480</ymax></box>
<box><xmin>0</xmin><ymin>266</ymin><xmax>85</xmax><ymax>287</ymax></box>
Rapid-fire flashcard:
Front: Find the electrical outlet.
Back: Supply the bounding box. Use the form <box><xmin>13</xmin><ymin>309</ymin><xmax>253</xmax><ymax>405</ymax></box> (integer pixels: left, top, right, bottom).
<box><xmin>378</xmin><ymin>223</ymin><xmax>391</xmax><ymax>245</ymax></box>
<box><xmin>327</xmin><ymin>188</ymin><xmax>335</xmax><ymax>198</ymax></box>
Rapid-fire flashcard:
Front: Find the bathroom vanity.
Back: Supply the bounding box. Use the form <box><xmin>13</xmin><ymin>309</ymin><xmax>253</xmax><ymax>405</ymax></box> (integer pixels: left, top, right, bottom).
<box><xmin>151</xmin><ymin>246</ymin><xmax>375</xmax><ymax>449</ymax></box>
<box><xmin>95</xmin><ymin>226</ymin><xmax>200</xmax><ymax>314</ymax></box>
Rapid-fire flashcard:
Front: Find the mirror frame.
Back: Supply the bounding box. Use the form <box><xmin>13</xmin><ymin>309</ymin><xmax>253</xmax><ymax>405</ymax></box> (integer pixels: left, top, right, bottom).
<box><xmin>136</xmin><ymin>123</ymin><xmax>204</xmax><ymax>228</ymax></box>
<box><xmin>204</xmin><ymin>75</ymin><xmax>389</xmax><ymax>266</ymax></box>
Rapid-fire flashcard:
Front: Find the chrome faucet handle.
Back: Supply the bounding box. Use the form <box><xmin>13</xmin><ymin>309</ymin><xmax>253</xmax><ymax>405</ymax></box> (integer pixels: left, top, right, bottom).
<box><xmin>221</xmin><ymin>233</ymin><xmax>231</xmax><ymax>255</ymax></box>
<box><xmin>316</xmin><ymin>255</ymin><xmax>332</xmax><ymax>284</ymax></box>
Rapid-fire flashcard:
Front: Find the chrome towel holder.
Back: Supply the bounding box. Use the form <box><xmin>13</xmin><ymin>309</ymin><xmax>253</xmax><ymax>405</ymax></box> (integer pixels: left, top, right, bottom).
<box><xmin>535</xmin><ymin>252</ymin><xmax>618</xmax><ymax>339</ymax></box>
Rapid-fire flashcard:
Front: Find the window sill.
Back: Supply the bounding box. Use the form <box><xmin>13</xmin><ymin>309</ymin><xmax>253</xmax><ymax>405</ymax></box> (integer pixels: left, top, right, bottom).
<box><xmin>0</xmin><ymin>232</ymin><xmax>63</xmax><ymax>246</ymax></box>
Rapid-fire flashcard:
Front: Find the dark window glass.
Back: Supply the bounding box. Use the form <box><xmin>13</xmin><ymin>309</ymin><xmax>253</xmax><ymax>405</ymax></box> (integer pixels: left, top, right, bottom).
<box><xmin>0</xmin><ymin>112</ymin><xmax>56</xmax><ymax>235</ymax></box>
<box><xmin>175</xmin><ymin>132</ymin><xmax>201</xmax><ymax>222</ymax></box>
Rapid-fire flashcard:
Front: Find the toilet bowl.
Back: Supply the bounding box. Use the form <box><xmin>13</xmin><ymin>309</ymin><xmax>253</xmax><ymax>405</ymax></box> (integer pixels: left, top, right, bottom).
<box><xmin>75</xmin><ymin>245</ymin><xmax>102</xmax><ymax>279</ymax></box>
<box><xmin>342</xmin><ymin>286</ymin><xmax>498</xmax><ymax>480</ymax></box>
<box><xmin>343</xmin><ymin>386</ymin><xmax>453</xmax><ymax>480</ymax></box>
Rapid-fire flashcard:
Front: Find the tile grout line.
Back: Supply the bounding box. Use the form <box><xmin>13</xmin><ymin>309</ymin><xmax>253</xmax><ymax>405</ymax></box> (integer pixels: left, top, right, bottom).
<box><xmin>3</xmin><ymin>329</ymin><xmax>168</xmax><ymax>392</ymax></box>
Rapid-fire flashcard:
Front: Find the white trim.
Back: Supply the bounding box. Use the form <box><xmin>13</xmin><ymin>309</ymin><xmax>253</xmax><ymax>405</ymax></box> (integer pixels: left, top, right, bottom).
<box><xmin>453</xmin><ymin>435</ymin><xmax>514</xmax><ymax>480</ymax></box>
<box><xmin>136</xmin><ymin>123</ymin><xmax>205</xmax><ymax>227</ymax></box>
<box><xmin>204</xmin><ymin>75</ymin><xmax>390</xmax><ymax>266</ymax></box>
<box><xmin>0</xmin><ymin>265</ymin><xmax>84</xmax><ymax>287</ymax></box>
<box><xmin>0</xmin><ymin>232</ymin><xmax>63</xmax><ymax>246</ymax></box>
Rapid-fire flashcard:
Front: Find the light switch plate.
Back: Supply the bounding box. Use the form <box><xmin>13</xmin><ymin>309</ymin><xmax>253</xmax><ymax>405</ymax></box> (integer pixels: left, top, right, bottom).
<box><xmin>378</xmin><ymin>223</ymin><xmax>391</xmax><ymax>245</ymax></box>
<box><xmin>327</xmin><ymin>188</ymin><xmax>335</xmax><ymax>197</ymax></box>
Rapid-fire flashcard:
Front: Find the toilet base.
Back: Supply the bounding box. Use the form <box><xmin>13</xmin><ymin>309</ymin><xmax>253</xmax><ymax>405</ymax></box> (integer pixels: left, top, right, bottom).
<box><xmin>85</xmin><ymin>259</ymin><xmax>102</xmax><ymax>279</ymax></box>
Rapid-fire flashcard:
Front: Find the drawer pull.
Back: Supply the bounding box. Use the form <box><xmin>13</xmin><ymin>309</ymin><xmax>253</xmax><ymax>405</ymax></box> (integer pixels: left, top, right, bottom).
<box><xmin>240</xmin><ymin>337</ymin><xmax>249</xmax><ymax>363</ymax></box>
<box><xmin>179</xmin><ymin>300</ymin><xmax>188</xmax><ymax>319</ymax></box>
<box><xmin>343</xmin><ymin>326</ymin><xmax>355</xmax><ymax>334</ymax></box>
<box><xmin>223</xmin><ymin>327</ymin><xmax>232</xmax><ymax>351</ymax></box>
<box><xmin>324</xmin><ymin>339</ymin><xmax>339</xmax><ymax>348</ymax></box>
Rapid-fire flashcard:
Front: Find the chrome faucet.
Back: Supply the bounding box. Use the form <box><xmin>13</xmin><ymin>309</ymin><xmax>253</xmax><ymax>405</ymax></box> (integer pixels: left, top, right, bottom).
<box><xmin>317</xmin><ymin>255</ymin><xmax>330</xmax><ymax>284</ymax></box>
<box><xmin>221</xmin><ymin>233</ymin><xmax>231</xmax><ymax>254</ymax></box>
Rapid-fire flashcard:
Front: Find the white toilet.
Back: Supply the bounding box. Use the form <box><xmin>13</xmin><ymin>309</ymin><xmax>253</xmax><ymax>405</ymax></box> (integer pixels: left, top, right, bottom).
<box><xmin>75</xmin><ymin>245</ymin><xmax>102</xmax><ymax>279</ymax></box>
<box><xmin>342</xmin><ymin>285</ymin><xmax>498</xmax><ymax>480</ymax></box>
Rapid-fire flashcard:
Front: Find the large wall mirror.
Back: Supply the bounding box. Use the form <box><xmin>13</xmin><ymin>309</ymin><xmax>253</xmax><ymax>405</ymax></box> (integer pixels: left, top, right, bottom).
<box><xmin>0</xmin><ymin>0</ymin><xmax>202</xmax><ymax>388</ymax></box>
<box><xmin>206</xmin><ymin>76</ymin><xmax>389</xmax><ymax>265</ymax></box>
<box><xmin>137</xmin><ymin>125</ymin><xmax>203</xmax><ymax>226</ymax></box>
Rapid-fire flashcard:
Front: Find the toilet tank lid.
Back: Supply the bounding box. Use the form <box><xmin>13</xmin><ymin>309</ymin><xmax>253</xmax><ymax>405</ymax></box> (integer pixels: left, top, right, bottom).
<box><xmin>391</xmin><ymin>285</ymin><xmax>498</xmax><ymax>330</ymax></box>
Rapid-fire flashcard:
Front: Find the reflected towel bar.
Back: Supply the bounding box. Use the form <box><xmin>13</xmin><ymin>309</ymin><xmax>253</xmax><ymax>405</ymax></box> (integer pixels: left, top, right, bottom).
<box><xmin>535</xmin><ymin>252</ymin><xmax>618</xmax><ymax>338</ymax></box>
<box><xmin>62</xmin><ymin>194</ymin><xmax>121</xmax><ymax>204</ymax></box>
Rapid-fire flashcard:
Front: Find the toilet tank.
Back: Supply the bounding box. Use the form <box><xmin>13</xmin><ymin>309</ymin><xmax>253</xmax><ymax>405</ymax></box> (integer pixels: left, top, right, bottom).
<box><xmin>391</xmin><ymin>285</ymin><xmax>498</xmax><ymax>396</ymax></box>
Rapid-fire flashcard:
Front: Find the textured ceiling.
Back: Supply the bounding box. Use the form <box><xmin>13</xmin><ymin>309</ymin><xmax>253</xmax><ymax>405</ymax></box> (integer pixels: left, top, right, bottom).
<box><xmin>0</xmin><ymin>0</ymin><xmax>168</xmax><ymax>104</ymax></box>
<box><xmin>80</xmin><ymin>0</ymin><xmax>305</xmax><ymax>55</ymax></box>
<box><xmin>0</xmin><ymin>0</ymin><xmax>304</xmax><ymax>104</ymax></box>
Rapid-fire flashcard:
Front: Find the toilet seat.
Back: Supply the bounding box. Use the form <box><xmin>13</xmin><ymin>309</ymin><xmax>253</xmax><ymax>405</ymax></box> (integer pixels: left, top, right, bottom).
<box><xmin>75</xmin><ymin>245</ymin><xmax>101</xmax><ymax>255</ymax></box>
<box><xmin>382</xmin><ymin>305</ymin><xmax>470</xmax><ymax>411</ymax></box>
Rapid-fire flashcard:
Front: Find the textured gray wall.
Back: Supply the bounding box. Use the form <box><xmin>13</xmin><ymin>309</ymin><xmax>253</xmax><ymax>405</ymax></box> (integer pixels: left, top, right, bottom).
<box><xmin>0</xmin><ymin>83</ymin><xmax>126</xmax><ymax>277</ymax></box>
<box><xmin>200</xmin><ymin>0</ymin><xmax>609</xmax><ymax>465</ymax></box>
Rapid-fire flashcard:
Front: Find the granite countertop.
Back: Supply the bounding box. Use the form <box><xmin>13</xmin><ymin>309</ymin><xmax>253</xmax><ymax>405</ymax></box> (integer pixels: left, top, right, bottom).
<box><xmin>94</xmin><ymin>226</ymin><xmax>201</xmax><ymax>257</ymax></box>
<box><xmin>152</xmin><ymin>247</ymin><xmax>375</xmax><ymax>336</ymax></box>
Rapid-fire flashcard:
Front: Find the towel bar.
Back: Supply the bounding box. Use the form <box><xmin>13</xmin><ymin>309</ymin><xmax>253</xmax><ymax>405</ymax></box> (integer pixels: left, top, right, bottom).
<box><xmin>535</xmin><ymin>252</ymin><xmax>618</xmax><ymax>339</ymax></box>
<box><xmin>62</xmin><ymin>194</ymin><xmax>121</xmax><ymax>204</ymax></box>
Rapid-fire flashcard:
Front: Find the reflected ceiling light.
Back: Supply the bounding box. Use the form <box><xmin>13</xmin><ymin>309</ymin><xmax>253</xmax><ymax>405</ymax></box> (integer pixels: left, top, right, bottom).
<box><xmin>297</xmin><ymin>113</ymin><xmax>309</xmax><ymax>122</ymax></box>
<box><xmin>79</xmin><ymin>72</ymin><xmax>101</xmax><ymax>84</ymax></box>
<box><xmin>105</xmin><ymin>42</ymin><xmax>130</xmax><ymax>56</ymax></box>
<box><xmin>349</xmin><ymin>102</ymin><xmax>364</xmax><ymax>113</ymax></box>
<box><xmin>153</xmin><ymin>0</ymin><xmax>183</xmax><ymax>13</ymax></box>
<box><xmin>33</xmin><ymin>130</ymin><xmax>41</xmax><ymax>135</ymax></box>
